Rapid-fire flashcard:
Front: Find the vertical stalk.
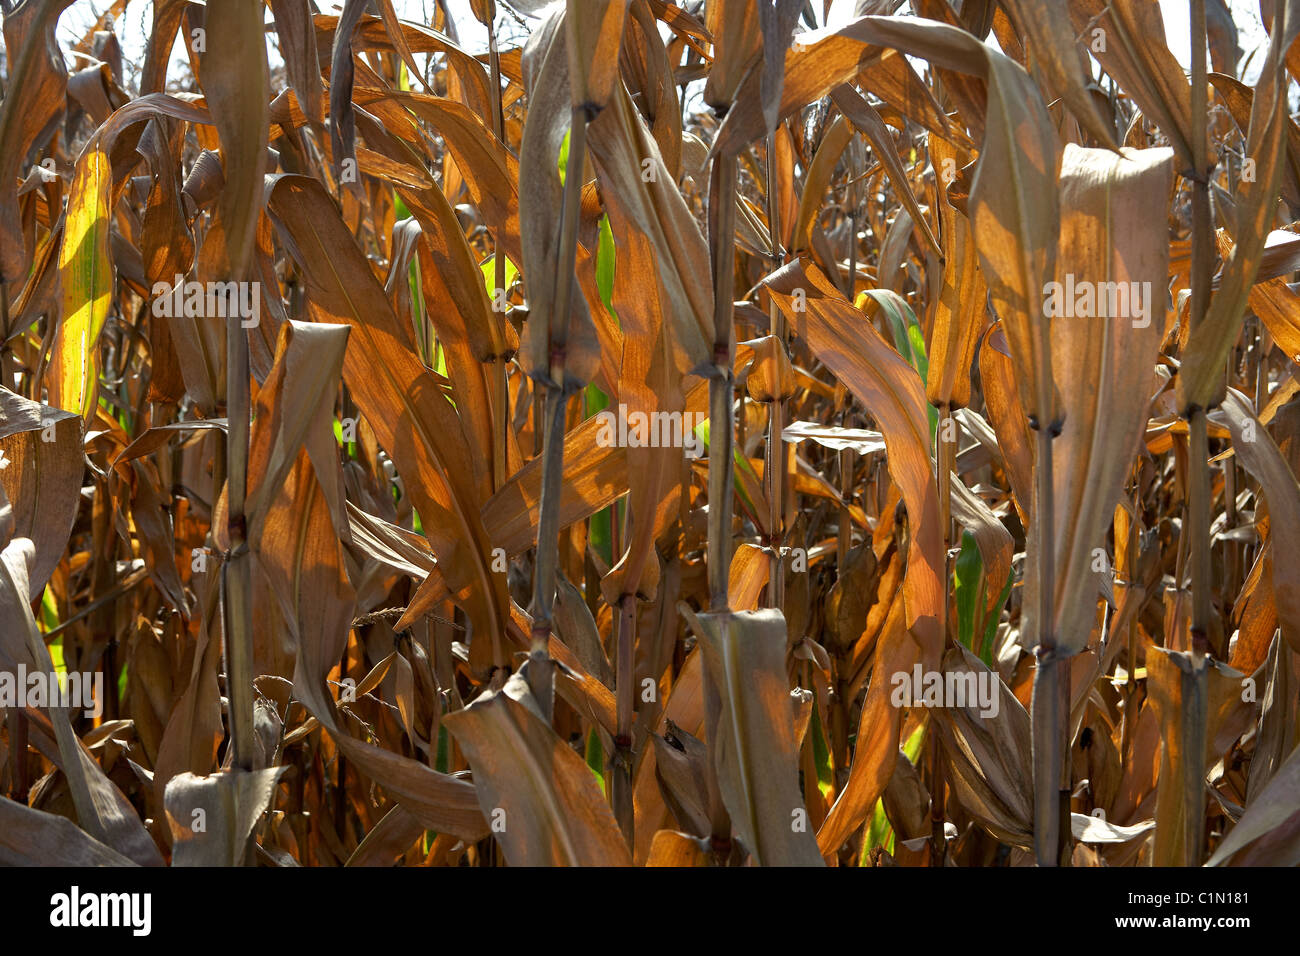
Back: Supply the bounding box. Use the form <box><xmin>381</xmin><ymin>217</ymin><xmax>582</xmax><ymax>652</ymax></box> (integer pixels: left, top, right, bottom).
<box><xmin>707</xmin><ymin>152</ymin><xmax>738</xmax><ymax>611</ymax></box>
<box><xmin>929</xmin><ymin>721</ymin><xmax>946</xmax><ymax>865</ymax></box>
<box><xmin>1181</xmin><ymin>0</ymin><xmax>1214</xmax><ymax>866</ymax></box>
<box><xmin>842</xmin><ymin>209</ymin><xmax>857</xmax><ymax>300</ymax></box>
<box><xmin>611</xmin><ymin>591</ymin><xmax>636</xmax><ymax>846</ymax></box>
<box><xmin>90</xmin><ymin>475</ymin><xmax>116</xmax><ymax>719</ymax></box>
<box><xmin>0</xmin><ymin>284</ymin><xmax>9</xmax><ymax>352</ymax></box>
<box><xmin>223</xmin><ymin>313</ymin><xmax>254</xmax><ymax>774</ymax></box>
<box><xmin>9</xmin><ymin>708</ymin><xmax>28</xmax><ymax>801</ymax></box>
<box><xmin>1187</xmin><ymin>410</ymin><xmax>1212</xmax><ymax>653</ymax></box>
<box><xmin>1223</xmin><ymin>455</ymin><xmax>1238</xmax><ymax>595</ymax></box>
<box><xmin>528</xmin><ymin>382</ymin><xmax>565</xmax><ymax>717</ymax></box>
<box><xmin>1254</xmin><ymin>325</ymin><xmax>1270</xmax><ymax>415</ymax></box>
<box><xmin>933</xmin><ymin>401</ymin><xmax>954</xmax><ymax>863</ymax></box>
<box><xmin>703</xmin><ymin>138</ymin><xmax>739</xmax><ymax>863</ymax></box>
<box><xmin>1121</xmin><ymin>476</ymin><xmax>1140</xmax><ymax>770</ymax></box>
<box><xmin>1056</xmin><ymin>655</ymin><xmax>1072</xmax><ymax>865</ymax></box>
<box><xmin>527</xmin><ymin>107</ymin><xmax>589</xmax><ymax>717</ymax></box>
<box><xmin>487</xmin><ymin>0</ymin><xmax>510</xmax><ymax>498</ymax></box>
<box><xmin>836</xmin><ymin>208</ymin><xmax>859</xmax><ymax>587</ymax></box>
<box><xmin>837</xmin><ymin>443</ymin><xmax>852</xmax><ymax>572</ymax></box>
<box><xmin>937</xmin><ymin>402</ymin><xmax>953</xmax><ymax>643</ymax></box>
<box><xmin>766</xmin><ymin>395</ymin><xmax>785</xmax><ymax>607</ymax></box>
<box><xmin>1031</xmin><ymin>422</ymin><xmax>1060</xmax><ymax>866</ymax></box>
<box><xmin>765</xmin><ymin>131</ymin><xmax>785</xmax><ymax>609</ymax></box>
<box><xmin>1187</xmin><ymin>0</ymin><xmax>1215</xmax><ymax>661</ymax></box>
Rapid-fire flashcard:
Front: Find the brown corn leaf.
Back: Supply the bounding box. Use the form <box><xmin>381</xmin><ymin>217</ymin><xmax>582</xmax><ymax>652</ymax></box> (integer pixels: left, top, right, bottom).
<box><xmin>1178</xmin><ymin>0</ymin><xmax>1299</xmax><ymax>413</ymax></box>
<box><xmin>756</xmin><ymin>0</ymin><xmax>803</xmax><ymax>134</ymax></box>
<box><xmin>999</xmin><ymin>0</ymin><xmax>1116</xmax><ymax>147</ymax></box>
<box><xmin>201</xmin><ymin>0</ymin><xmax>268</xmax><ymax>281</ymax></box>
<box><xmin>328</xmin><ymin>0</ymin><xmax>368</xmax><ymax>185</ymax></box>
<box><xmin>1209</xmin><ymin>389</ymin><xmax>1300</xmax><ymax>655</ymax></box>
<box><xmin>566</xmin><ymin>0</ymin><xmax>629</xmax><ymax>112</ymax></box>
<box><xmin>766</xmin><ymin>260</ymin><xmax>943</xmax><ymax>665</ymax></box>
<box><xmin>645</xmin><ymin>829</ymin><xmax>712</xmax><ymax>866</ymax></box>
<box><xmin>1246</xmin><ymin>633</ymin><xmax>1298</xmax><ymax>804</ymax></box>
<box><xmin>978</xmin><ymin>324</ymin><xmax>1034</xmax><ymax>525</ymax></box>
<box><xmin>934</xmin><ymin>644</ymin><xmax>1034</xmax><ymax>847</ymax></box>
<box><xmin>830</xmin><ymin>85</ymin><xmax>940</xmax><ymax>258</ymax></box>
<box><xmin>0</xmin><ymin>798</ymin><xmax>135</xmax><ymax>866</ymax></box>
<box><xmin>818</xmin><ymin>590</ymin><xmax>915</xmax><ymax>854</ymax></box>
<box><xmin>633</xmin><ymin>648</ymin><xmax>705</xmax><ymax>864</ymax></box>
<box><xmin>164</xmin><ymin>767</ymin><xmax>288</xmax><ymax>866</ymax></box>
<box><xmin>0</xmin><ymin>388</ymin><xmax>83</xmax><ymax>596</ymax></box>
<box><xmin>925</xmin><ymin>134</ymin><xmax>988</xmax><ymax>410</ymax></box>
<box><xmin>0</xmin><ymin>532</ymin><xmax>163</xmax><ymax>866</ymax></box>
<box><xmin>0</xmin><ymin>0</ymin><xmax>73</xmax><ymax>287</ymax></box>
<box><xmin>702</xmin><ymin>0</ymin><xmax>761</xmax><ymax>111</ymax></box>
<box><xmin>1068</xmin><ymin>0</ymin><xmax>1193</xmax><ymax>165</ymax></box>
<box><xmin>443</xmin><ymin>664</ymin><xmax>632</xmax><ymax>865</ymax></box>
<box><xmin>681</xmin><ymin>607</ymin><xmax>823</xmax><ymax>865</ymax></box>
<box><xmin>1023</xmin><ymin>145</ymin><xmax>1173</xmax><ymax>657</ymax></box>
<box><xmin>652</xmin><ymin>721</ymin><xmax>712</xmax><ymax>837</ymax></box>
<box><xmin>139</xmin><ymin>0</ymin><xmax>187</xmax><ymax>95</ymax></box>
<box><xmin>791</xmin><ymin>114</ymin><xmax>854</xmax><ymax>258</ymax></box>
<box><xmin>266</xmin><ymin>174</ymin><xmax>508</xmax><ymax>648</ymax></box>
<box><xmin>516</xmin><ymin>7</ymin><xmax>602</xmax><ymax>389</ymax></box>
<box><xmin>1208</xmin><ymin>730</ymin><xmax>1300</xmax><ymax>865</ymax></box>
<box><xmin>270</xmin><ymin>0</ymin><xmax>325</xmax><ymax>127</ymax></box>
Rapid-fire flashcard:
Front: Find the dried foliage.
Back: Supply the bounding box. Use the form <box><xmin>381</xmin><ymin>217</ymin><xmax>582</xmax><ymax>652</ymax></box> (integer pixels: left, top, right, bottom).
<box><xmin>1</xmin><ymin>0</ymin><xmax>1300</xmax><ymax>868</ymax></box>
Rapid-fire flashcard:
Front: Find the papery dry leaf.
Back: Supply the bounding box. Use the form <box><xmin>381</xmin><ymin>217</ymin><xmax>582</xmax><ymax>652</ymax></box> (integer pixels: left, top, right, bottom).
<box><xmin>925</xmin><ymin>133</ymin><xmax>987</xmax><ymax>410</ymax></box>
<box><xmin>0</xmin><ymin>388</ymin><xmax>83</xmax><ymax>596</ymax></box>
<box><xmin>767</xmin><ymin>261</ymin><xmax>943</xmax><ymax>665</ymax></box>
<box><xmin>1022</xmin><ymin>145</ymin><xmax>1173</xmax><ymax>656</ymax></box>
<box><xmin>0</xmin><ymin>798</ymin><xmax>136</xmax><ymax>867</ymax></box>
<box><xmin>444</xmin><ymin>665</ymin><xmax>632</xmax><ymax>865</ymax></box>
<box><xmin>267</xmin><ymin>174</ymin><xmax>508</xmax><ymax>650</ymax></box>
<box><xmin>201</xmin><ymin>0</ymin><xmax>268</xmax><ymax>281</ymax></box>
<box><xmin>934</xmin><ymin>645</ymin><xmax>1034</xmax><ymax>847</ymax></box>
<box><xmin>0</xmin><ymin>0</ymin><xmax>73</xmax><ymax>287</ymax></box>
<box><xmin>1068</xmin><ymin>0</ymin><xmax>1193</xmax><ymax>165</ymax></box>
<box><xmin>682</xmin><ymin>606</ymin><xmax>823</xmax><ymax>866</ymax></box>
<box><xmin>164</xmin><ymin>767</ymin><xmax>288</xmax><ymax>866</ymax></box>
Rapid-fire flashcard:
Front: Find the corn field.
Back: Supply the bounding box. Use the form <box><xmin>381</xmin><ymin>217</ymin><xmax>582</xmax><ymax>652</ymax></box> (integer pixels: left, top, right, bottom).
<box><xmin>0</xmin><ymin>0</ymin><xmax>1298</xmax><ymax>871</ymax></box>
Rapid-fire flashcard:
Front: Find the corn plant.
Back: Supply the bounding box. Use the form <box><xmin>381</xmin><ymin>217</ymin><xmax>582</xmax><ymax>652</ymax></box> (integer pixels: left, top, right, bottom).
<box><xmin>0</xmin><ymin>0</ymin><xmax>1298</xmax><ymax>869</ymax></box>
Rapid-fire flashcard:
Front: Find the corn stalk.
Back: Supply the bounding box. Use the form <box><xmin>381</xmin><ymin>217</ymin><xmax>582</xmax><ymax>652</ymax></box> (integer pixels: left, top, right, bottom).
<box><xmin>707</xmin><ymin>152</ymin><xmax>738</xmax><ymax>611</ymax></box>
<box><xmin>527</xmin><ymin>107</ymin><xmax>590</xmax><ymax>719</ymax></box>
